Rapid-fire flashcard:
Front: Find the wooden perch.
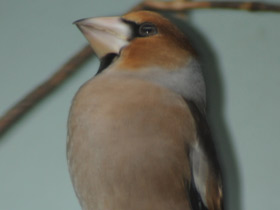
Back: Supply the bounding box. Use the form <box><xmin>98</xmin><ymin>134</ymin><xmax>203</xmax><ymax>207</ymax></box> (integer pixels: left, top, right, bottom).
<box><xmin>135</xmin><ymin>1</ymin><xmax>280</xmax><ymax>12</ymax></box>
<box><xmin>0</xmin><ymin>45</ymin><xmax>94</xmax><ymax>136</ymax></box>
<box><xmin>1</xmin><ymin>0</ymin><xmax>280</xmax><ymax>137</ymax></box>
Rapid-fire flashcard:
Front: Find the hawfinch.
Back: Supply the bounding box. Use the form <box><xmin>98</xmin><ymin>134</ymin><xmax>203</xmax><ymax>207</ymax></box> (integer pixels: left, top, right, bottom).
<box><xmin>67</xmin><ymin>10</ymin><xmax>224</xmax><ymax>210</ymax></box>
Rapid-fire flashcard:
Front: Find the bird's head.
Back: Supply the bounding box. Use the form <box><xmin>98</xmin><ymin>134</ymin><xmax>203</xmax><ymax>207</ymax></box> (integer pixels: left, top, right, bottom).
<box><xmin>74</xmin><ymin>10</ymin><xmax>196</xmax><ymax>73</ymax></box>
<box><xmin>74</xmin><ymin>11</ymin><xmax>205</xmax><ymax>111</ymax></box>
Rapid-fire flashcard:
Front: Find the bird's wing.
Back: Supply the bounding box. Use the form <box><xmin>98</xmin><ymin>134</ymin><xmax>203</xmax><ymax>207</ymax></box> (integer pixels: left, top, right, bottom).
<box><xmin>185</xmin><ymin>101</ymin><xmax>224</xmax><ymax>210</ymax></box>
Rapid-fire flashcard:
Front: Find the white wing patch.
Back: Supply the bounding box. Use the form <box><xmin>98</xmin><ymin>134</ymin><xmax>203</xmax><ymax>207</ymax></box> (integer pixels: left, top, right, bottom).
<box><xmin>190</xmin><ymin>141</ymin><xmax>209</xmax><ymax>207</ymax></box>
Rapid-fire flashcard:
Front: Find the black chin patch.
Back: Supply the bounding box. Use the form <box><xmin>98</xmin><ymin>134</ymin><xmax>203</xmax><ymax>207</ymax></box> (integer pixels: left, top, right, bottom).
<box><xmin>97</xmin><ymin>53</ymin><xmax>118</xmax><ymax>75</ymax></box>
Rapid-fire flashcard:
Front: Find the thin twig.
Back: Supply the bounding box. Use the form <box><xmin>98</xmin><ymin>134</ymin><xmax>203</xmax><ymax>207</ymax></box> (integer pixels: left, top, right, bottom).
<box><xmin>0</xmin><ymin>45</ymin><xmax>94</xmax><ymax>137</ymax></box>
<box><xmin>136</xmin><ymin>1</ymin><xmax>280</xmax><ymax>12</ymax></box>
<box><xmin>1</xmin><ymin>0</ymin><xmax>280</xmax><ymax>137</ymax></box>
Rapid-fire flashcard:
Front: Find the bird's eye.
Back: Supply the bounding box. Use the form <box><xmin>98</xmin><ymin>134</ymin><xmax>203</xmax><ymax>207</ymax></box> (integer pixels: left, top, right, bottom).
<box><xmin>138</xmin><ymin>23</ymin><xmax>157</xmax><ymax>37</ymax></box>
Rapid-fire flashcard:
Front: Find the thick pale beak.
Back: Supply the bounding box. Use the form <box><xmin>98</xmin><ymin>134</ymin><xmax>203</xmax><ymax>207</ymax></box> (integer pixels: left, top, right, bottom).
<box><xmin>74</xmin><ymin>16</ymin><xmax>131</xmax><ymax>59</ymax></box>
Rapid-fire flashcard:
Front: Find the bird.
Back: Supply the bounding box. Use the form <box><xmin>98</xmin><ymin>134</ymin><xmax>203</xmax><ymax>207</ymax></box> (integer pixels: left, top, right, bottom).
<box><xmin>67</xmin><ymin>10</ymin><xmax>224</xmax><ymax>210</ymax></box>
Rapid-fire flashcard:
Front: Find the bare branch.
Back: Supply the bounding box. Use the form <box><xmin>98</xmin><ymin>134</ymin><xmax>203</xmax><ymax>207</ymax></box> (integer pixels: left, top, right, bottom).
<box><xmin>137</xmin><ymin>1</ymin><xmax>280</xmax><ymax>13</ymax></box>
<box><xmin>0</xmin><ymin>45</ymin><xmax>94</xmax><ymax>137</ymax></box>
<box><xmin>1</xmin><ymin>0</ymin><xmax>280</xmax><ymax>136</ymax></box>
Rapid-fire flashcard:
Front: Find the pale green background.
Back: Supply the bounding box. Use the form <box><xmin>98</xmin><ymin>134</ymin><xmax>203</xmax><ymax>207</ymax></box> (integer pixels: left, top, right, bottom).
<box><xmin>0</xmin><ymin>0</ymin><xmax>280</xmax><ymax>210</ymax></box>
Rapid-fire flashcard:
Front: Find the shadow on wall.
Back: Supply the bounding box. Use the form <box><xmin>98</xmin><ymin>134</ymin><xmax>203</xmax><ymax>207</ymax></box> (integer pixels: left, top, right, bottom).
<box><xmin>162</xmin><ymin>12</ymin><xmax>242</xmax><ymax>210</ymax></box>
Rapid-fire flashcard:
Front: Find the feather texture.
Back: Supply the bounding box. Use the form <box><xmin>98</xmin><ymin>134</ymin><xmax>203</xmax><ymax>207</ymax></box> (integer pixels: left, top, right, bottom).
<box><xmin>68</xmin><ymin>10</ymin><xmax>224</xmax><ymax>210</ymax></box>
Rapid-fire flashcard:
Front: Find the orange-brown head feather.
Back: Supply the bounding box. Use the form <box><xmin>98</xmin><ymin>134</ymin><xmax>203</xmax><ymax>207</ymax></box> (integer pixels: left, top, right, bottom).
<box><xmin>117</xmin><ymin>11</ymin><xmax>195</xmax><ymax>71</ymax></box>
<box><xmin>74</xmin><ymin>10</ymin><xmax>206</xmax><ymax>111</ymax></box>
